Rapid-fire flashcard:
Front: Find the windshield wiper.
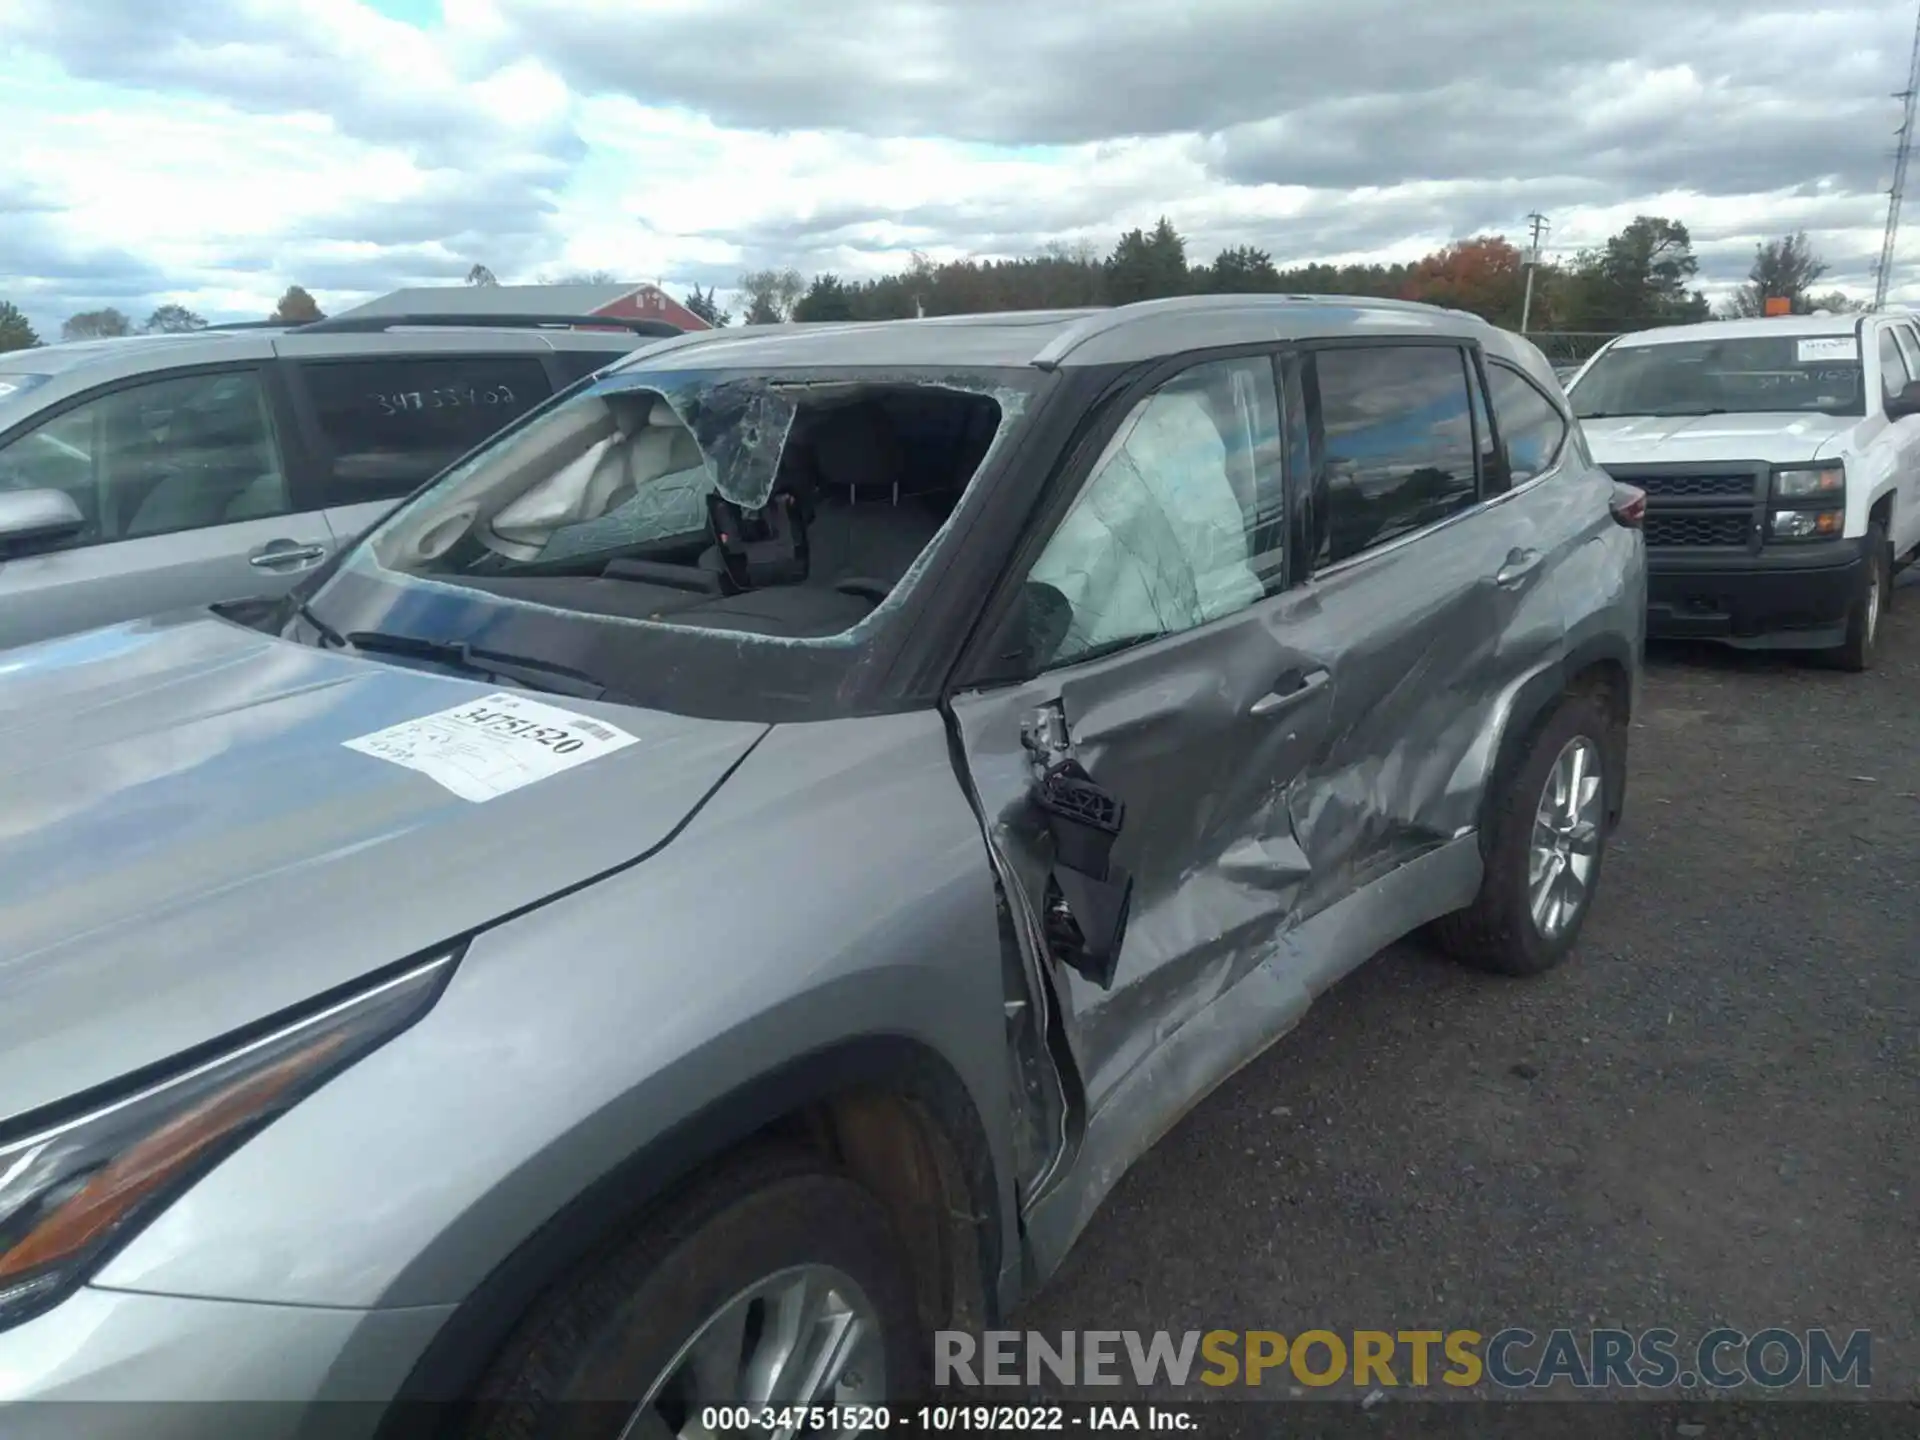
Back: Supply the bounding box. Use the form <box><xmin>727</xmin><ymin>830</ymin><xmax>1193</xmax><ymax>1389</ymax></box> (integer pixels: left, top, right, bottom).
<box><xmin>342</xmin><ymin>629</ymin><xmax>626</xmax><ymax>703</ymax></box>
<box><xmin>295</xmin><ymin>600</ymin><xmax>346</xmax><ymax>649</ymax></box>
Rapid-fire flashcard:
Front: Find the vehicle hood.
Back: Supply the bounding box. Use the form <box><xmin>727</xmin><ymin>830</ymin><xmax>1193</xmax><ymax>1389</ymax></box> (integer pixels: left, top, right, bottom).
<box><xmin>1583</xmin><ymin>412</ymin><xmax>1858</xmax><ymax>467</ymax></box>
<box><xmin>0</xmin><ymin>613</ymin><xmax>769</xmax><ymax>1121</ymax></box>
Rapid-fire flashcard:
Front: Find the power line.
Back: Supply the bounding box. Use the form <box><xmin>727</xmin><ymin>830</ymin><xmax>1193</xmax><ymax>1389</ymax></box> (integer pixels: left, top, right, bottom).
<box><xmin>1875</xmin><ymin>0</ymin><xmax>1920</xmax><ymax>307</ymax></box>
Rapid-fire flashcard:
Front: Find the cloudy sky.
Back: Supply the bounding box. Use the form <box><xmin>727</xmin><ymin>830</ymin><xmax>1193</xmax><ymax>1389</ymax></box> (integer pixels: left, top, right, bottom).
<box><xmin>3</xmin><ymin>0</ymin><xmax>1918</xmax><ymax>335</ymax></box>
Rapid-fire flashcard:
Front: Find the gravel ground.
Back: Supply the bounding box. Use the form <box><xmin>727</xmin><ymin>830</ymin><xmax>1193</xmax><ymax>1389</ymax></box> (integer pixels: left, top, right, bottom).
<box><xmin>1008</xmin><ymin>575</ymin><xmax>1918</xmax><ymax>1425</ymax></box>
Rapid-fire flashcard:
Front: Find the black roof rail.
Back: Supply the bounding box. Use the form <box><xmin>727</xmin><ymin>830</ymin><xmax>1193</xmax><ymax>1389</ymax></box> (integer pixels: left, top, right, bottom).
<box><xmin>202</xmin><ymin>320</ymin><xmax>286</xmax><ymax>331</ymax></box>
<box><xmin>287</xmin><ymin>313</ymin><xmax>683</xmax><ymax>338</ymax></box>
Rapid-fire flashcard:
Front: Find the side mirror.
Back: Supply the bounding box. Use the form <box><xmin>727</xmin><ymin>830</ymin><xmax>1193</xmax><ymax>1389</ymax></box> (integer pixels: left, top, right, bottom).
<box><xmin>0</xmin><ymin>488</ymin><xmax>85</xmax><ymax>556</ymax></box>
<box><xmin>1889</xmin><ymin>381</ymin><xmax>1920</xmax><ymax>422</ymax></box>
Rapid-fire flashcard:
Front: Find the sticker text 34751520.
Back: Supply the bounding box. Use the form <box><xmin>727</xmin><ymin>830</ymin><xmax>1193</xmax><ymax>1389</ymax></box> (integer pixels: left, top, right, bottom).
<box><xmin>341</xmin><ymin>691</ymin><xmax>640</xmax><ymax>802</ymax></box>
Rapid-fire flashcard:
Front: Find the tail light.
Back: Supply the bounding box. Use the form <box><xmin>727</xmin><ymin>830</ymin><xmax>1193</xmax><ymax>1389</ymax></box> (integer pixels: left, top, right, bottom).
<box><xmin>1610</xmin><ymin>483</ymin><xmax>1647</xmax><ymax>529</ymax></box>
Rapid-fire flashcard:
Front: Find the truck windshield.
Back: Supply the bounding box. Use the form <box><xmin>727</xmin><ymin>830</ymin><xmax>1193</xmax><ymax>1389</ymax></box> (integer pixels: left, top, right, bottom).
<box><xmin>1571</xmin><ymin>335</ymin><xmax>1864</xmax><ymax>419</ymax></box>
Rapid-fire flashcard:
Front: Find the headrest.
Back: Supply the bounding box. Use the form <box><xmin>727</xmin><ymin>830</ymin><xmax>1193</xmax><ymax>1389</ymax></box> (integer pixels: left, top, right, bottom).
<box><xmin>811</xmin><ymin>403</ymin><xmax>903</xmax><ymax>494</ymax></box>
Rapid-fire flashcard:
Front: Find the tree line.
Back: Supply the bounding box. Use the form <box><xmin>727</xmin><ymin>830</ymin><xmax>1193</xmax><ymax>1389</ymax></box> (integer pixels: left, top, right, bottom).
<box><xmin>0</xmin><ymin>223</ymin><xmax>1869</xmax><ymax>357</ymax></box>
<box><xmin>0</xmin><ymin>286</ymin><xmax>326</xmax><ymax>352</ymax></box>
<box><xmin>722</xmin><ymin>218</ymin><xmax>1864</xmax><ymax>336</ymax></box>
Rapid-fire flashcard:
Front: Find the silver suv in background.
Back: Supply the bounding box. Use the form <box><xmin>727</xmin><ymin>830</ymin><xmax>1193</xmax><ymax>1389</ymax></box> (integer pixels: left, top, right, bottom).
<box><xmin>0</xmin><ymin>313</ymin><xmax>677</xmax><ymax>651</ymax></box>
<box><xmin>0</xmin><ymin>298</ymin><xmax>1642</xmax><ymax>1435</ymax></box>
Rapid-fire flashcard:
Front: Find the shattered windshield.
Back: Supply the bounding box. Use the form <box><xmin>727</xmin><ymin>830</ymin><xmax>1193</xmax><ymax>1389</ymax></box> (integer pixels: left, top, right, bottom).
<box><xmin>1571</xmin><ymin>334</ymin><xmax>1865</xmax><ymax>418</ymax></box>
<box><xmin>347</xmin><ymin>365</ymin><xmax>1031</xmax><ymax>642</ymax></box>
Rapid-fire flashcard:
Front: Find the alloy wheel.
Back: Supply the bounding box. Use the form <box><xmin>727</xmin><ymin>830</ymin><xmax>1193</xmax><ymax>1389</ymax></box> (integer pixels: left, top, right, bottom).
<box><xmin>1528</xmin><ymin>735</ymin><xmax>1604</xmax><ymax>941</ymax></box>
<box><xmin>621</xmin><ymin>1263</ymin><xmax>887</xmax><ymax>1440</ymax></box>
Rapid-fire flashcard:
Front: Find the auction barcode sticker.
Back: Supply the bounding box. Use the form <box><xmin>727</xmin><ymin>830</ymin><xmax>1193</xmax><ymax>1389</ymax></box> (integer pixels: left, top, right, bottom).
<box><xmin>1796</xmin><ymin>336</ymin><xmax>1858</xmax><ymax>363</ymax></box>
<box><xmin>343</xmin><ymin>690</ymin><xmax>640</xmax><ymax>802</ymax></box>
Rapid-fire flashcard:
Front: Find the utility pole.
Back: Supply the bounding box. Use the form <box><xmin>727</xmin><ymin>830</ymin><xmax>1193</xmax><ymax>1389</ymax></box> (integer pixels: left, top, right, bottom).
<box><xmin>1877</xmin><ymin>0</ymin><xmax>1920</xmax><ymax>308</ymax></box>
<box><xmin>1520</xmin><ymin>211</ymin><xmax>1549</xmax><ymax>332</ymax></box>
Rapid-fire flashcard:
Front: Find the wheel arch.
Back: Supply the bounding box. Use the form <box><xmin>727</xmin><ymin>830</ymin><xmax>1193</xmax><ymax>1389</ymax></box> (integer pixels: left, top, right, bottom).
<box><xmin>375</xmin><ymin>1033</ymin><xmax>1002</xmax><ymax>1426</ymax></box>
<box><xmin>1480</xmin><ymin>634</ymin><xmax>1633</xmax><ymax>852</ymax></box>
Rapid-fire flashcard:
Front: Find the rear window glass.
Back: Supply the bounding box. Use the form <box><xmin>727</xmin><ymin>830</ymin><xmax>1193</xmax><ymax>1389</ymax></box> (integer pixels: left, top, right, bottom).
<box><xmin>300</xmin><ymin>356</ymin><xmax>554</xmax><ymax>507</ymax></box>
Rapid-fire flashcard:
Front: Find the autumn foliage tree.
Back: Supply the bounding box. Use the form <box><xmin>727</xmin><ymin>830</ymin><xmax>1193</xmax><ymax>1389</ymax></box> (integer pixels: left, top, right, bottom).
<box><xmin>1401</xmin><ymin>235</ymin><xmax>1531</xmax><ymax>328</ymax></box>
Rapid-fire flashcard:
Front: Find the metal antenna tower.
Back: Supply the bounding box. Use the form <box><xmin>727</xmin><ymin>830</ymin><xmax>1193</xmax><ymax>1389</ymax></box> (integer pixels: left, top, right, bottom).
<box><xmin>1875</xmin><ymin>0</ymin><xmax>1920</xmax><ymax>307</ymax></box>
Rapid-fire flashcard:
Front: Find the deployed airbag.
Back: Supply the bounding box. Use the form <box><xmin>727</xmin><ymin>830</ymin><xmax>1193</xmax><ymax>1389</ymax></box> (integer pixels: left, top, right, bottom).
<box><xmin>1028</xmin><ymin>389</ymin><xmax>1264</xmax><ymax>661</ymax></box>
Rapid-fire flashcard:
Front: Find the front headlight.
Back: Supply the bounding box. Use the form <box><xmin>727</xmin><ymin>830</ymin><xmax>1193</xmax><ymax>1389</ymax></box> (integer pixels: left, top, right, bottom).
<box><xmin>0</xmin><ymin>952</ymin><xmax>454</xmax><ymax>1331</ymax></box>
<box><xmin>1773</xmin><ymin>464</ymin><xmax>1845</xmax><ymax>499</ymax></box>
<box><xmin>1771</xmin><ymin>508</ymin><xmax>1844</xmax><ymax>540</ymax></box>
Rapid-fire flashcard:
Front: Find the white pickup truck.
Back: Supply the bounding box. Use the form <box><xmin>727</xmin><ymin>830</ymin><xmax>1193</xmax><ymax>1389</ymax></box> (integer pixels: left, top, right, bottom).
<box><xmin>1567</xmin><ymin>313</ymin><xmax>1920</xmax><ymax>670</ymax></box>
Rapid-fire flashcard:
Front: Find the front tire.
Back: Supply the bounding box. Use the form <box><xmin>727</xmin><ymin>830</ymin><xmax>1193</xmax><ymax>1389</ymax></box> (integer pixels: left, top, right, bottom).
<box><xmin>468</xmin><ymin>1150</ymin><xmax>924</xmax><ymax>1440</ymax></box>
<box><xmin>1825</xmin><ymin>522</ymin><xmax>1888</xmax><ymax>673</ymax></box>
<box><xmin>1436</xmin><ymin>690</ymin><xmax>1614</xmax><ymax>977</ymax></box>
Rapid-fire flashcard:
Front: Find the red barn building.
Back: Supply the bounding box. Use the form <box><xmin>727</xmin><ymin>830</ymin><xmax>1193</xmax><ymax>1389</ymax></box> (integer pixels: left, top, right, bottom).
<box><xmin>339</xmin><ymin>283</ymin><xmax>713</xmax><ymax>331</ymax></box>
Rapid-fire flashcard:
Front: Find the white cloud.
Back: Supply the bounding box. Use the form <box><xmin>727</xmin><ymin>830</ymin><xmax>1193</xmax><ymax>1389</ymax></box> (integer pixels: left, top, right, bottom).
<box><xmin>1</xmin><ymin>0</ymin><xmax>1917</xmax><ymax>337</ymax></box>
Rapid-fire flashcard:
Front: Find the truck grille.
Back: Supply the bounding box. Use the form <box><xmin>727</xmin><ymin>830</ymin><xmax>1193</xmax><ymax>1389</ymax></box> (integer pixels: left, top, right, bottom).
<box><xmin>1645</xmin><ymin>514</ymin><xmax>1753</xmax><ymax>548</ymax></box>
<box><xmin>1603</xmin><ymin>461</ymin><xmax>1769</xmax><ymax>555</ymax></box>
<box><xmin>1634</xmin><ymin>472</ymin><xmax>1757</xmax><ymax>498</ymax></box>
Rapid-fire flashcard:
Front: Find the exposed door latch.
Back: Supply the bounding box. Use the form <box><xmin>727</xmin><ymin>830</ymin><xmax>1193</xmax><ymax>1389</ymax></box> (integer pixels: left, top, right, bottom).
<box><xmin>1020</xmin><ymin>701</ymin><xmax>1133</xmax><ymax>990</ymax></box>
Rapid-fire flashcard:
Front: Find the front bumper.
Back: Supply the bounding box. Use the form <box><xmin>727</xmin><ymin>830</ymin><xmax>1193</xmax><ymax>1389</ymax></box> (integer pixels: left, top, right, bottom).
<box><xmin>1646</xmin><ymin>537</ymin><xmax>1866</xmax><ymax>648</ymax></box>
<box><xmin>0</xmin><ymin>1285</ymin><xmax>453</xmax><ymax>1439</ymax></box>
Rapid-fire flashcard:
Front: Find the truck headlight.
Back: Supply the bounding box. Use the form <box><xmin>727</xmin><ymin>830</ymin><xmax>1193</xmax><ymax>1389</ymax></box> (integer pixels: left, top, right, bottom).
<box><xmin>0</xmin><ymin>952</ymin><xmax>454</xmax><ymax>1331</ymax></box>
<box><xmin>1772</xmin><ymin>464</ymin><xmax>1845</xmax><ymax>499</ymax></box>
<box><xmin>1770</xmin><ymin>508</ymin><xmax>1844</xmax><ymax>540</ymax></box>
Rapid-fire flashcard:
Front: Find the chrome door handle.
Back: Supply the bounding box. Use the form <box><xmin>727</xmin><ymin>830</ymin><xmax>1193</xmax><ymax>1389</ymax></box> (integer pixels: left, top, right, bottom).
<box><xmin>1494</xmin><ymin>547</ymin><xmax>1543</xmax><ymax>588</ymax></box>
<box><xmin>249</xmin><ymin>544</ymin><xmax>327</xmax><ymax>569</ymax></box>
<box><xmin>1250</xmin><ymin>667</ymin><xmax>1330</xmax><ymax>716</ymax></box>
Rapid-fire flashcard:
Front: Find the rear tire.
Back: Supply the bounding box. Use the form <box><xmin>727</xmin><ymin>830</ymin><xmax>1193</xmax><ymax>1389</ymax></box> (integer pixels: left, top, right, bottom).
<box><xmin>467</xmin><ymin>1150</ymin><xmax>925</xmax><ymax>1440</ymax></box>
<box><xmin>1436</xmin><ymin>690</ymin><xmax>1615</xmax><ymax>977</ymax></box>
<box><xmin>1824</xmin><ymin>522</ymin><xmax>1887</xmax><ymax>673</ymax></box>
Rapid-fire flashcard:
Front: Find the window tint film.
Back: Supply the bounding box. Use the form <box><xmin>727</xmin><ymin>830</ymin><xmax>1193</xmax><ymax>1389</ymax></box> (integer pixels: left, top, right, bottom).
<box><xmin>0</xmin><ymin>369</ymin><xmax>287</xmax><ymax>547</ymax></box>
<box><xmin>302</xmin><ymin>356</ymin><xmax>552</xmax><ymax>506</ymax></box>
<box><xmin>1311</xmin><ymin>345</ymin><xmax>1477</xmax><ymax>566</ymax></box>
<box><xmin>1023</xmin><ymin>355</ymin><xmax>1285</xmax><ymax>670</ymax></box>
<box><xmin>1487</xmin><ymin>364</ymin><xmax>1570</xmax><ymax>483</ymax></box>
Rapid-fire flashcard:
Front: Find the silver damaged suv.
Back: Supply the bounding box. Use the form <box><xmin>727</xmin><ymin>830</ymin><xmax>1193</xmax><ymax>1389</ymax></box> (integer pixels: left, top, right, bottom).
<box><xmin>0</xmin><ymin>297</ymin><xmax>1644</xmax><ymax>1436</ymax></box>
